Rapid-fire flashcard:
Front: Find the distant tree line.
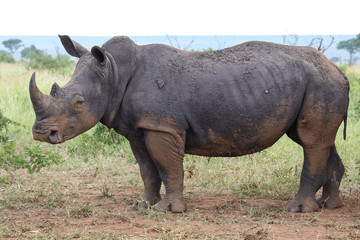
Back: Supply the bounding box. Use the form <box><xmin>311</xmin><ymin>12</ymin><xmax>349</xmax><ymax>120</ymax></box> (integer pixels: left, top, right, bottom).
<box><xmin>2</xmin><ymin>35</ymin><xmax>360</xmax><ymax>67</ymax></box>
<box><xmin>0</xmin><ymin>39</ymin><xmax>75</xmax><ymax>74</ymax></box>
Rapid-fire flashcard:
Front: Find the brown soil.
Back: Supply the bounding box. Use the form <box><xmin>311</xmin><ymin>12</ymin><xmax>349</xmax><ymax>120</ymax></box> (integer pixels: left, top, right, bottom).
<box><xmin>1</xmin><ymin>170</ymin><xmax>359</xmax><ymax>239</ymax></box>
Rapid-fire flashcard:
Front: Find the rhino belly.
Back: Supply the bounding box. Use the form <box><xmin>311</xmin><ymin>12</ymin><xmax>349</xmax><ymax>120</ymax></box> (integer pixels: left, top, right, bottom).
<box><xmin>184</xmin><ymin>116</ymin><xmax>290</xmax><ymax>157</ymax></box>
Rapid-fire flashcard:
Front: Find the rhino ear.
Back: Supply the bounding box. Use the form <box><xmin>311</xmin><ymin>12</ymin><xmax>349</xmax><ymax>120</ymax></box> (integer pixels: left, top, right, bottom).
<box><xmin>58</xmin><ymin>35</ymin><xmax>88</xmax><ymax>58</ymax></box>
<box><xmin>91</xmin><ymin>46</ymin><xmax>106</xmax><ymax>64</ymax></box>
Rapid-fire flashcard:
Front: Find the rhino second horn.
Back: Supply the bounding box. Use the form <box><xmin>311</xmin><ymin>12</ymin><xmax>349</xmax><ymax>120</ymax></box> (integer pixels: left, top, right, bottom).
<box><xmin>29</xmin><ymin>72</ymin><xmax>49</xmax><ymax>109</ymax></box>
<box><xmin>50</xmin><ymin>82</ymin><xmax>61</xmax><ymax>97</ymax></box>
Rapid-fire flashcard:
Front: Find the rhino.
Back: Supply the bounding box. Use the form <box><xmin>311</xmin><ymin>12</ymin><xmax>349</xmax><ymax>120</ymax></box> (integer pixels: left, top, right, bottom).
<box><xmin>29</xmin><ymin>35</ymin><xmax>349</xmax><ymax>213</ymax></box>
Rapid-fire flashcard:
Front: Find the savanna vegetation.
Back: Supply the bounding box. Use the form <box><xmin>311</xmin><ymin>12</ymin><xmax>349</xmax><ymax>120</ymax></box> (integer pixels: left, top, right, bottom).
<box><xmin>337</xmin><ymin>34</ymin><xmax>360</xmax><ymax>65</ymax></box>
<box><xmin>0</xmin><ymin>40</ymin><xmax>359</xmax><ymax>239</ymax></box>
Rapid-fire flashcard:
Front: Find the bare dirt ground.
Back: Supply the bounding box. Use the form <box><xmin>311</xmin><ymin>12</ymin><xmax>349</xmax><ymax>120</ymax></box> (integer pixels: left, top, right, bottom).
<box><xmin>1</xmin><ymin>169</ymin><xmax>359</xmax><ymax>239</ymax></box>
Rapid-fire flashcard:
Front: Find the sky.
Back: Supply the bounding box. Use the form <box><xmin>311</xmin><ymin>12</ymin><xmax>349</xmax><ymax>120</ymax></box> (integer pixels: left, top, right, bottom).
<box><xmin>0</xmin><ymin>0</ymin><xmax>358</xmax><ymax>36</ymax></box>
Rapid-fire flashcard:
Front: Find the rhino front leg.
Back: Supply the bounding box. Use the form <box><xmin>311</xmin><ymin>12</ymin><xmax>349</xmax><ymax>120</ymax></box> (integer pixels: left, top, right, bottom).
<box><xmin>130</xmin><ymin>143</ymin><xmax>162</xmax><ymax>209</ymax></box>
<box><xmin>144</xmin><ymin>130</ymin><xmax>187</xmax><ymax>213</ymax></box>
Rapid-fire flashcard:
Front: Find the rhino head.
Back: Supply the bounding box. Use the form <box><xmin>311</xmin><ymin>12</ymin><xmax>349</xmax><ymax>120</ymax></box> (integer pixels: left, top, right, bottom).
<box><xmin>29</xmin><ymin>35</ymin><xmax>115</xmax><ymax>144</ymax></box>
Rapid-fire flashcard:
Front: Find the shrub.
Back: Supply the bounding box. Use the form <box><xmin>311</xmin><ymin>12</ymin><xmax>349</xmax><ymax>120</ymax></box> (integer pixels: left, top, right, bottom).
<box><xmin>26</xmin><ymin>52</ymin><xmax>76</xmax><ymax>75</ymax></box>
<box><xmin>0</xmin><ymin>141</ymin><xmax>27</xmax><ymax>172</ymax></box>
<box><xmin>93</xmin><ymin>123</ymin><xmax>127</xmax><ymax>146</ymax></box>
<box><xmin>23</xmin><ymin>145</ymin><xmax>62</xmax><ymax>174</ymax></box>
<box><xmin>0</xmin><ymin>109</ymin><xmax>61</xmax><ymax>181</ymax></box>
<box><xmin>337</xmin><ymin>65</ymin><xmax>348</xmax><ymax>75</ymax></box>
<box><xmin>21</xmin><ymin>45</ymin><xmax>45</xmax><ymax>59</ymax></box>
<box><xmin>65</xmin><ymin>123</ymin><xmax>129</xmax><ymax>163</ymax></box>
<box><xmin>202</xmin><ymin>47</ymin><xmax>214</xmax><ymax>52</ymax></box>
<box><xmin>0</xmin><ymin>110</ymin><xmax>11</xmax><ymax>142</ymax></box>
<box><xmin>0</xmin><ymin>51</ymin><xmax>15</xmax><ymax>63</ymax></box>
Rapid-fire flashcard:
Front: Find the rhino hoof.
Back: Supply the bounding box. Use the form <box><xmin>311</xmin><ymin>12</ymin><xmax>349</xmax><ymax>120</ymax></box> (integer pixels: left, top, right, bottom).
<box><xmin>154</xmin><ymin>198</ymin><xmax>187</xmax><ymax>213</ymax></box>
<box><xmin>285</xmin><ymin>204</ymin><xmax>300</xmax><ymax>213</ymax></box>
<box><xmin>317</xmin><ymin>196</ymin><xmax>344</xmax><ymax>209</ymax></box>
<box><xmin>286</xmin><ymin>197</ymin><xmax>319</xmax><ymax>213</ymax></box>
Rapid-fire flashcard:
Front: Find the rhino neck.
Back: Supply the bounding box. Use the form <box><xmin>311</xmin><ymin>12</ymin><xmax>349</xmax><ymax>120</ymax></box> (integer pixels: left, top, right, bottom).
<box><xmin>100</xmin><ymin>46</ymin><xmax>138</xmax><ymax>128</ymax></box>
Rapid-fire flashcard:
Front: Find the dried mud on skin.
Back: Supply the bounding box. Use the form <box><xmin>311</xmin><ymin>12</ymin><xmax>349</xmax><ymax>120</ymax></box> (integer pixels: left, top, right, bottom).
<box><xmin>0</xmin><ymin>170</ymin><xmax>359</xmax><ymax>239</ymax></box>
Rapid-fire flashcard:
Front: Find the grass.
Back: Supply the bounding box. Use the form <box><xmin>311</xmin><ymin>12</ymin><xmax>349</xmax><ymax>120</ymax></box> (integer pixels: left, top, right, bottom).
<box><xmin>0</xmin><ymin>62</ymin><xmax>359</xmax><ymax>239</ymax></box>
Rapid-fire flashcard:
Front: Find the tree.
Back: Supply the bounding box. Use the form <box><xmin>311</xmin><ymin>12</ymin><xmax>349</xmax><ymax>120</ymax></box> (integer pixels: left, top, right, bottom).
<box><xmin>283</xmin><ymin>35</ymin><xmax>334</xmax><ymax>54</ymax></box>
<box><xmin>21</xmin><ymin>45</ymin><xmax>45</xmax><ymax>59</ymax></box>
<box><xmin>282</xmin><ymin>34</ymin><xmax>299</xmax><ymax>46</ymax></box>
<box><xmin>308</xmin><ymin>36</ymin><xmax>335</xmax><ymax>53</ymax></box>
<box><xmin>165</xmin><ymin>34</ymin><xmax>194</xmax><ymax>51</ymax></box>
<box><xmin>0</xmin><ymin>50</ymin><xmax>15</xmax><ymax>63</ymax></box>
<box><xmin>2</xmin><ymin>39</ymin><xmax>23</xmax><ymax>57</ymax></box>
<box><xmin>337</xmin><ymin>34</ymin><xmax>360</xmax><ymax>65</ymax></box>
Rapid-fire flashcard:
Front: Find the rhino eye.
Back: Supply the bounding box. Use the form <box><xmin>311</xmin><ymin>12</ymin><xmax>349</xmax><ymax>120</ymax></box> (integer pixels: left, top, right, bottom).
<box><xmin>72</xmin><ymin>96</ymin><xmax>85</xmax><ymax>112</ymax></box>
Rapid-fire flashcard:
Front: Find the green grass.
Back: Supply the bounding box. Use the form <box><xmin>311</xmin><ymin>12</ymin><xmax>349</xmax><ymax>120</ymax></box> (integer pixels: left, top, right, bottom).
<box><xmin>0</xmin><ymin>62</ymin><xmax>359</xmax><ymax>239</ymax></box>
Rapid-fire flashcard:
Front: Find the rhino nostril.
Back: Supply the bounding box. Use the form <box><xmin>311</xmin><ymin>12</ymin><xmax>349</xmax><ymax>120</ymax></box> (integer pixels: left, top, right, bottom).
<box><xmin>49</xmin><ymin>130</ymin><xmax>58</xmax><ymax>143</ymax></box>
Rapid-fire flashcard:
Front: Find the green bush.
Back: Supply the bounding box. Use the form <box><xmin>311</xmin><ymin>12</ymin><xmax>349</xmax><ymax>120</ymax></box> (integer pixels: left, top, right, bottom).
<box><xmin>24</xmin><ymin>145</ymin><xmax>62</xmax><ymax>174</ymax></box>
<box><xmin>26</xmin><ymin>52</ymin><xmax>76</xmax><ymax>75</ymax></box>
<box><xmin>0</xmin><ymin>51</ymin><xmax>15</xmax><ymax>63</ymax></box>
<box><xmin>0</xmin><ymin>110</ymin><xmax>25</xmax><ymax>180</ymax></box>
<box><xmin>65</xmin><ymin>123</ymin><xmax>129</xmax><ymax>163</ymax></box>
<box><xmin>0</xmin><ymin>141</ymin><xmax>27</xmax><ymax>172</ymax></box>
<box><xmin>0</xmin><ymin>109</ymin><xmax>62</xmax><ymax>180</ymax></box>
<box><xmin>93</xmin><ymin>123</ymin><xmax>127</xmax><ymax>146</ymax></box>
<box><xmin>344</xmin><ymin>66</ymin><xmax>360</xmax><ymax>120</ymax></box>
<box><xmin>337</xmin><ymin>65</ymin><xmax>348</xmax><ymax>75</ymax></box>
<box><xmin>21</xmin><ymin>45</ymin><xmax>45</xmax><ymax>59</ymax></box>
<box><xmin>0</xmin><ymin>110</ymin><xmax>11</xmax><ymax>142</ymax></box>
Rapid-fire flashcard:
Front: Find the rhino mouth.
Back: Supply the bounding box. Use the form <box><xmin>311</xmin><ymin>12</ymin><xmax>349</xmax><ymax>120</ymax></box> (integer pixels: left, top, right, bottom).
<box><xmin>32</xmin><ymin>127</ymin><xmax>62</xmax><ymax>144</ymax></box>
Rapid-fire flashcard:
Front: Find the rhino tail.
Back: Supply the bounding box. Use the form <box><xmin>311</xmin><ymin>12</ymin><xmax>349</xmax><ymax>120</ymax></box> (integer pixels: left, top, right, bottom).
<box><xmin>336</xmin><ymin>65</ymin><xmax>349</xmax><ymax>141</ymax></box>
<box><xmin>343</xmin><ymin>111</ymin><xmax>347</xmax><ymax>140</ymax></box>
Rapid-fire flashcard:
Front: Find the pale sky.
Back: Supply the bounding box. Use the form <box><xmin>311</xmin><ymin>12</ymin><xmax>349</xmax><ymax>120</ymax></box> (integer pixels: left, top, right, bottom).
<box><xmin>1</xmin><ymin>0</ymin><xmax>358</xmax><ymax>36</ymax></box>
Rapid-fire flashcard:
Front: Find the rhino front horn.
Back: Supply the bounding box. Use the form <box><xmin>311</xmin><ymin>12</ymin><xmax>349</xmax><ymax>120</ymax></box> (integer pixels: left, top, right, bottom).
<box><xmin>29</xmin><ymin>72</ymin><xmax>49</xmax><ymax>110</ymax></box>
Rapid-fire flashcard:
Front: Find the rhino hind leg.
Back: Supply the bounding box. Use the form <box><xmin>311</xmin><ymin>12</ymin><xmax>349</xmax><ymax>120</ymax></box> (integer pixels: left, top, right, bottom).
<box><xmin>316</xmin><ymin>145</ymin><xmax>344</xmax><ymax>209</ymax></box>
<box><xmin>285</xmin><ymin>147</ymin><xmax>328</xmax><ymax>212</ymax></box>
<box><xmin>130</xmin><ymin>143</ymin><xmax>162</xmax><ymax>210</ymax></box>
<box><xmin>286</xmin><ymin>145</ymin><xmax>345</xmax><ymax>212</ymax></box>
<box><xmin>285</xmin><ymin>104</ymin><xmax>345</xmax><ymax>212</ymax></box>
<box><xmin>144</xmin><ymin>130</ymin><xmax>187</xmax><ymax>213</ymax></box>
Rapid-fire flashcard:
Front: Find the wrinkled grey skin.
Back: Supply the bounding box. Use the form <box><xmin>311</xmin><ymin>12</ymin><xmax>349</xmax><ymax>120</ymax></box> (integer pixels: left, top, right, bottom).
<box><xmin>30</xmin><ymin>35</ymin><xmax>349</xmax><ymax>213</ymax></box>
